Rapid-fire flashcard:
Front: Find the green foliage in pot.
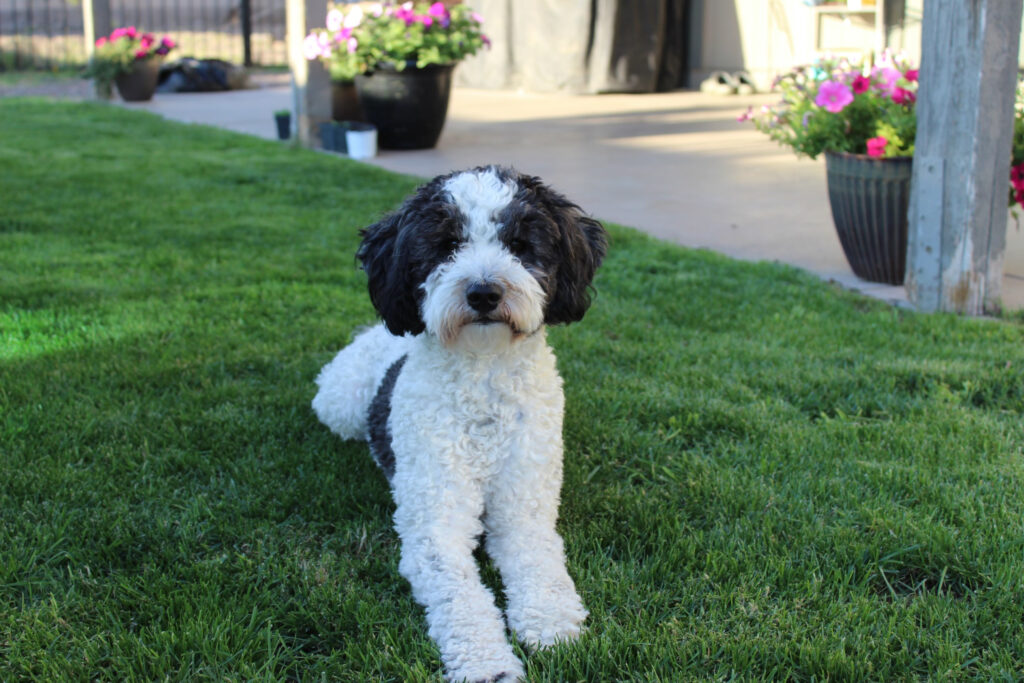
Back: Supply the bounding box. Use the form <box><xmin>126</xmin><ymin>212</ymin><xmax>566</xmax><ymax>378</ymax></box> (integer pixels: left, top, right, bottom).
<box><xmin>304</xmin><ymin>2</ymin><xmax>489</xmax><ymax>82</ymax></box>
<box><xmin>740</xmin><ymin>53</ymin><xmax>917</xmax><ymax>160</ymax></box>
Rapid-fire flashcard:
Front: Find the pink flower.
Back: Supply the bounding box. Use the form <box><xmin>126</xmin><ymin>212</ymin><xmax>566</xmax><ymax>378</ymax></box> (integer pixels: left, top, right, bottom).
<box><xmin>1011</xmin><ymin>164</ymin><xmax>1024</xmax><ymax>182</ymax></box>
<box><xmin>161</xmin><ymin>37</ymin><xmax>175</xmax><ymax>49</ymax></box>
<box><xmin>471</xmin><ymin>11</ymin><xmax>484</xmax><ymax>24</ymax></box>
<box><xmin>872</xmin><ymin>65</ymin><xmax>901</xmax><ymax>95</ymax></box>
<box><xmin>110</xmin><ymin>27</ymin><xmax>127</xmax><ymax>40</ymax></box>
<box><xmin>867</xmin><ymin>136</ymin><xmax>888</xmax><ymax>158</ymax></box>
<box><xmin>134</xmin><ymin>49</ymin><xmax>149</xmax><ymax>59</ymax></box>
<box><xmin>815</xmin><ymin>80</ymin><xmax>853</xmax><ymax>113</ymax></box>
<box><xmin>418</xmin><ymin>14</ymin><xmax>434</xmax><ymax>27</ymax></box>
<box><xmin>481</xmin><ymin>34</ymin><xmax>491</xmax><ymax>48</ymax></box>
<box><xmin>428</xmin><ymin>2</ymin><xmax>447</xmax><ymax>18</ymax></box>
<box><xmin>140</xmin><ymin>34</ymin><xmax>154</xmax><ymax>50</ymax></box>
<box><xmin>125</xmin><ymin>26</ymin><xmax>137</xmax><ymax>39</ymax></box>
<box><xmin>95</xmin><ymin>36</ymin><xmax>108</xmax><ymax>47</ymax></box>
<box><xmin>905</xmin><ymin>69</ymin><xmax>918</xmax><ymax>82</ymax></box>
<box><xmin>736</xmin><ymin>106</ymin><xmax>753</xmax><ymax>123</ymax></box>
<box><xmin>892</xmin><ymin>87</ymin><xmax>916</xmax><ymax>105</ymax></box>
<box><xmin>851</xmin><ymin>74</ymin><xmax>870</xmax><ymax>94</ymax></box>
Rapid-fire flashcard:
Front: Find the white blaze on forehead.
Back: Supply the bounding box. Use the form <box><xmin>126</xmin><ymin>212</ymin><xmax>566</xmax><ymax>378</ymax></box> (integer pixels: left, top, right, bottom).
<box><xmin>443</xmin><ymin>168</ymin><xmax>517</xmax><ymax>243</ymax></box>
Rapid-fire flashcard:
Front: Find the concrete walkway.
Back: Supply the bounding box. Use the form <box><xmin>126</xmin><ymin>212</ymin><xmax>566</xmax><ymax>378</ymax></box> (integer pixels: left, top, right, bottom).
<box><xmin>116</xmin><ymin>76</ymin><xmax>1024</xmax><ymax>312</ymax></box>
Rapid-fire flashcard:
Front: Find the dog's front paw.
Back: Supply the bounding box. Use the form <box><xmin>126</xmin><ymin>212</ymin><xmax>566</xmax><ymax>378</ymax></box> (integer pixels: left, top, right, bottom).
<box><xmin>507</xmin><ymin>590</ymin><xmax>588</xmax><ymax>650</ymax></box>
<box><xmin>445</xmin><ymin>648</ymin><xmax>525</xmax><ymax>683</ymax></box>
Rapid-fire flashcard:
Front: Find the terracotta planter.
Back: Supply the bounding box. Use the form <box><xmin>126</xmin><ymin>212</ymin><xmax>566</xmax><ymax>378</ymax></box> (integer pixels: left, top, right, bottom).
<box><xmin>331</xmin><ymin>80</ymin><xmax>364</xmax><ymax>122</ymax></box>
<box><xmin>355</xmin><ymin>63</ymin><xmax>454</xmax><ymax>150</ymax></box>
<box><xmin>115</xmin><ymin>58</ymin><xmax>163</xmax><ymax>102</ymax></box>
<box><xmin>824</xmin><ymin>151</ymin><xmax>913</xmax><ymax>285</ymax></box>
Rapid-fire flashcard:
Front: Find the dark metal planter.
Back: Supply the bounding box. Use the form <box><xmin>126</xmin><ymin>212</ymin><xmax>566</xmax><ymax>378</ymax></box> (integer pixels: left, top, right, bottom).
<box><xmin>115</xmin><ymin>58</ymin><xmax>163</xmax><ymax>102</ymax></box>
<box><xmin>355</xmin><ymin>62</ymin><xmax>454</xmax><ymax>150</ymax></box>
<box><xmin>331</xmin><ymin>80</ymin><xmax>364</xmax><ymax>122</ymax></box>
<box><xmin>824</xmin><ymin>151</ymin><xmax>913</xmax><ymax>286</ymax></box>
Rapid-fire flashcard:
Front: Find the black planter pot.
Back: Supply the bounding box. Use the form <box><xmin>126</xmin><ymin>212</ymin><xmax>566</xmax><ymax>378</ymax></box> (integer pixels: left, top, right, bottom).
<box><xmin>115</xmin><ymin>58</ymin><xmax>162</xmax><ymax>102</ymax></box>
<box><xmin>331</xmin><ymin>80</ymin><xmax>364</xmax><ymax>122</ymax></box>
<box><xmin>824</xmin><ymin>151</ymin><xmax>913</xmax><ymax>286</ymax></box>
<box><xmin>274</xmin><ymin>113</ymin><xmax>291</xmax><ymax>140</ymax></box>
<box><xmin>355</xmin><ymin>62</ymin><xmax>454</xmax><ymax>150</ymax></box>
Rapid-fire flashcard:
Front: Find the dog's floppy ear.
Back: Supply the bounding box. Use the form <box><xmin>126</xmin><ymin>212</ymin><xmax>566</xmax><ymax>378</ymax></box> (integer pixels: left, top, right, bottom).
<box><xmin>357</xmin><ymin>212</ymin><xmax>427</xmax><ymax>336</ymax></box>
<box><xmin>529</xmin><ymin>180</ymin><xmax>608</xmax><ymax>325</ymax></box>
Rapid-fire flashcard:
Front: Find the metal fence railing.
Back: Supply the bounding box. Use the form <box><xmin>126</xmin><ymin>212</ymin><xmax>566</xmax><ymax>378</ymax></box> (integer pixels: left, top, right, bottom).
<box><xmin>0</xmin><ymin>0</ymin><xmax>287</xmax><ymax>71</ymax></box>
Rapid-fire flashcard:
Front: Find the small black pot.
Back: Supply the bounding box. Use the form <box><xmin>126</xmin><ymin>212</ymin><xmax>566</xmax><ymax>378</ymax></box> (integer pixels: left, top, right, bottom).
<box><xmin>355</xmin><ymin>62</ymin><xmax>454</xmax><ymax>150</ymax></box>
<box><xmin>319</xmin><ymin>121</ymin><xmax>351</xmax><ymax>153</ymax></box>
<box><xmin>274</xmin><ymin>113</ymin><xmax>291</xmax><ymax>140</ymax></box>
<box><xmin>825</xmin><ymin>151</ymin><xmax>913</xmax><ymax>285</ymax></box>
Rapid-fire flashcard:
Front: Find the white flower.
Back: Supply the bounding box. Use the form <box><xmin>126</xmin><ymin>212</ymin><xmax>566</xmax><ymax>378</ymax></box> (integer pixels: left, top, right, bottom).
<box><xmin>326</xmin><ymin>8</ymin><xmax>344</xmax><ymax>32</ymax></box>
<box><xmin>343</xmin><ymin>5</ymin><xmax>364</xmax><ymax>28</ymax></box>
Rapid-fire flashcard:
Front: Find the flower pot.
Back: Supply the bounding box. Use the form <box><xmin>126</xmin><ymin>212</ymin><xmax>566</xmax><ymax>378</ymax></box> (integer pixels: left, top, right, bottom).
<box><xmin>319</xmin><ymin>121</ymin><xmax>349</xmax><ymax>153</ymax></box>
<box><xmin>345</xmin><ymin>122</ymin><xmax>377</xmax><ymax>160</ymax></box>
<box><xmin>331</xmin><ymin>80</ymin><xmax>364</xmax><ymax>122</ymax></box>
<box><xmin>824</xmin><ymin>151</ymin><xmax>913</xmax><ymax>286</ymax></box>
<box><xmin>114</xmin><ymin>57</ymin><xmax>163</xmax><ymax>102</ymax></box>
<box><xmin>355</xmin><ymin>63</ymin><xmax>454</xmax><ymax>150</ymax></box>
<box><xmin>274</xmin><ymin>113</ymin><xmax>291</xmax><ymax>140</ymax></box>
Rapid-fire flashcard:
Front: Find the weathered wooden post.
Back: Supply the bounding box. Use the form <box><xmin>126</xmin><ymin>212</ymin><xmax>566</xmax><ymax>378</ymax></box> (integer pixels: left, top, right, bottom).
<box><xmin>285</xmin><ymin>0</ymin><xmax>331</xmax><ymax>146</ymax></box>
<box><xmin>82</xmin><ymin>0</ymin><xmax>111</xmax><ymax>58</ymax></box>
<box><xmin>905</xmin><ymin>0</ymin><xmax>1023</xmax><ymax>314</ymax></box>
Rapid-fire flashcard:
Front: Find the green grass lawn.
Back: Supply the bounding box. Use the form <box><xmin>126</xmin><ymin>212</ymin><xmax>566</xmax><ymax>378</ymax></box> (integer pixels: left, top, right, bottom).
<box><xmin>2</xmin><ymin>98</ymin><xmax>1023</xmax><ymax>681</ymax></box>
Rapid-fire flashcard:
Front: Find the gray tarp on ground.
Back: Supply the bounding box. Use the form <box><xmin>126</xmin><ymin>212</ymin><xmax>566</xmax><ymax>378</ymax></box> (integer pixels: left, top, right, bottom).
<box><xmin>456</xmin><ymin>0</ymin><xmax>689</xmax><ymax>93</ymax></box>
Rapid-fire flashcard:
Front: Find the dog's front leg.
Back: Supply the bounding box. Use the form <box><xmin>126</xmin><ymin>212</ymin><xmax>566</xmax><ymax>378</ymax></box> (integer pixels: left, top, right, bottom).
<box><xmin>392</xmin><ymin>477</ymin><xmax>524</xmax><ymax>683</ymax></box>
<box><xmin>484</xmin><ymin>457</ymin><xmax>588</xmax><ymax>650</ymax></box>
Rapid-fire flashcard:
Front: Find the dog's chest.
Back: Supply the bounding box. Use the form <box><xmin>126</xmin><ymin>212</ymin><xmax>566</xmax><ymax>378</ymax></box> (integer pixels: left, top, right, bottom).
<box><xmin>393</xmin><ymin>344</ymin><xmax>563</xmax><ymax>474</ymax></box>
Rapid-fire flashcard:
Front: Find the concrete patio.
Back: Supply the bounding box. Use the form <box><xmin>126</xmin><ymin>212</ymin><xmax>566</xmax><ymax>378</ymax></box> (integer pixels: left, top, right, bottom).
<box><xmin>113</xmin><ymin>74</ymin><xmax>1024</xmax><ymax>313</ymax></box>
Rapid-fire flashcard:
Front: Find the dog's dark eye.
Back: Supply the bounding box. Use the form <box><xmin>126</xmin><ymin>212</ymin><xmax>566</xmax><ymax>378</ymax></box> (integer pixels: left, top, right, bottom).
<box><xmin>441</xmin><ymin>237</ymin><xmax>462</xmax><ymax>253</ymax></box>
<box><xmin>508</xmin><ymin>238</ymin><xmax>530</xmax><ymax>255</ymax></box>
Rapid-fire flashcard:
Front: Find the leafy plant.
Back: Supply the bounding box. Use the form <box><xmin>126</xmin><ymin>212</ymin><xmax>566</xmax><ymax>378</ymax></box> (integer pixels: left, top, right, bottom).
<box><xmin>303</xmin><ymin>2</ymin><xmax>488</xmax><ymax>82</ymax></box>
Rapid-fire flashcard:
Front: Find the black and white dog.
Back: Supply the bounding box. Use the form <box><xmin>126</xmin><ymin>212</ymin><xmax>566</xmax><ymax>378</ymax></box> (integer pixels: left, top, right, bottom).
<box><xmin>312</xmin><ymin>165</ymin><xmax>607</xmax><ymax>682</ymax></box>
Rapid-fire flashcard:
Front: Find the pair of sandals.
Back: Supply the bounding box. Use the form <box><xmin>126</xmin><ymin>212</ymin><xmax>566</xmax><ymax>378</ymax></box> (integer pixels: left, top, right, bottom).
<box><xmin>700</xmin><ymin>70</ymin><xmax>757</xmax><ymax>95</ymax></box>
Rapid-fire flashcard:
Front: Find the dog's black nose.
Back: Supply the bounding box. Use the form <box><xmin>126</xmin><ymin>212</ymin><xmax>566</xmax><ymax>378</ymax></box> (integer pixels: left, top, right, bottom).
<box><xmin>466</xmin><ymin>282</ymin><xmax>503</xmax><ymax>313</ymax></box>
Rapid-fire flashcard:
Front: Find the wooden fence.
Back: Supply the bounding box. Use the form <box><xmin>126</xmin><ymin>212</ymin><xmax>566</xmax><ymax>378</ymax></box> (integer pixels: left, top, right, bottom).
<box><xmin>0</xmin><ymin>0</ymin><xmax>287</xmax><ymax>70</ymax></box>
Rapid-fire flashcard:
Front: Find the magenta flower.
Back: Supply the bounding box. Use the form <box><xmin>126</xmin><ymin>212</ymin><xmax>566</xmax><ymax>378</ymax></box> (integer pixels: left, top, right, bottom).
<box><xmin>866</xmin><ymin>136</ymin><xmax>888</xmax><ymax>158</ymax></box>
<box><xmin>851</xmin><ymin>74</ymin><xmax>870</xmax><ymax>94</ymax></box>
<box><xmin>481</xmin><ymin>33</ymin><xmax>491</xmax><ymax>48</ymax></box>
<box><xmin>891</xmin><ymin>87</ymin><xmax>915</xmax><ymax>105</ymax></box>
<box><xmin>418</xmin><ymin>15</ymin><xmax>434</xmax><ymax>27</ymax></box>
<box><xmin>95</xmin><ymin>36</ymin><xmax>108</xmax><ymax>47</ymax></box>
<box><xmin>905</xmin><ymin>69</ymin><xmax>919</xmax><ymax>82</ymax></box>
<box><xmin>134</xmin><ymin>49</ymin><xmax>149</xmax><ymax>59</ymax></box>
<box><xmin>161</xmin><ymin>37</ymin><xmax>175</xmax><ymax>49</ymax></box>
<box><xmin>815</xmin><ymin>80</ymin><xmax>853</xmax><ymax>113</ymax></box>
<box><xmin>428</xmin><ymin>2</ymin><xmax>447</xmax><ymax>18</ymax></box>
